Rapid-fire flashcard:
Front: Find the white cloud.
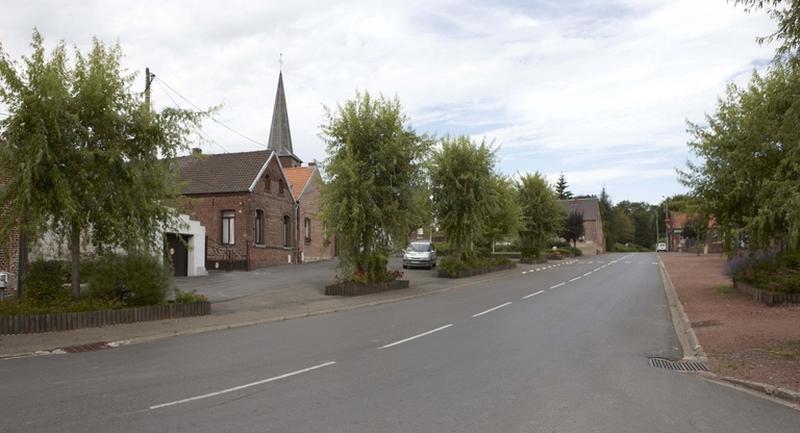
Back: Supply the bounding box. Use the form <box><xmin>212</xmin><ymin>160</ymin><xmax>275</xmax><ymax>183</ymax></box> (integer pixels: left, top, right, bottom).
<box><xmin>0</xmin><ymin>0</ymin><xmax>776</xmax><ymax>203</ymax></box>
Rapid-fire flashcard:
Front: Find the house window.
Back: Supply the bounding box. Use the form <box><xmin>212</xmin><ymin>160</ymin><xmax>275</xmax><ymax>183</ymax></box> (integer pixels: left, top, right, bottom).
<box><xmin>279</xmin><ymin>179</ymin><xmax>285</xmax><ymax>196</ymax></box>
<box><xmin>264</xmin><ymin>175</ymin><xmax>271</xmax><ymax>193</ymax></box>
<box><xmin>304</xmin><ymin>218</ymin><xmax>311</xmax><ymax>242</ymax></box>
<box><xmin>283</xmin><ymin>215</ymin><xmax>291</xmax><ymax>247</ymax></box>
<box><xmin>221</xmin><ymin>210</ymin><xmax>235</xmax><ymax>245</ymax></box>
<box><xmin>255</xmin><ymin>210</ymin><xmax>264</xmax><ymax>245</ymax></box>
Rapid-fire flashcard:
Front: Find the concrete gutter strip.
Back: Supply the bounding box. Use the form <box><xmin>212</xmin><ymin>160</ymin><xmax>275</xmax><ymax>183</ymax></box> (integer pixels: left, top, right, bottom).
<box><xmin>657</xmin><ymin>256</ymin><xmax>707</xmax><ymax>362</ymax></box>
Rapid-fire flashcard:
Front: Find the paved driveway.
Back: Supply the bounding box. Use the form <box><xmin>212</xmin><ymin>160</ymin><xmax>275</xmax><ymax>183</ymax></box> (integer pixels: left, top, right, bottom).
<box><xmin>176</xmin><ymin>257</ymin><xmax>444</xmax><ymax>302</ymax></box>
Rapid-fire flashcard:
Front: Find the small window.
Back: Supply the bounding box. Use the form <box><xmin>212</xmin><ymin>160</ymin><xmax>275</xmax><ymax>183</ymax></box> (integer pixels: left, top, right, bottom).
<box><xmin>264</xmin><ymin>175</ymin><xmax>271</xmax><ymax>193</ymax></box>
<box><xmin>221</xmin><ymin>210</ymin><xmax>235</xmax><ymax>245</ymax></box>
<box><xmin>279</xmin><ymin>179</ymin><xmax>285</xmax><ymax>196</ymax></box>
<box><xmin>255</xmin><ymin>210</ymin><xmax>264</xmax><ymax>245</ymax></box>
<box><xmin>304</xmin><ymin>217</ymin><xmax>311</xmax><ymax>241</ymax></box>
<box><xmin>283</xmin><ymin>215</ymin><xmax>291</xmax><ymax>247</ymax></box>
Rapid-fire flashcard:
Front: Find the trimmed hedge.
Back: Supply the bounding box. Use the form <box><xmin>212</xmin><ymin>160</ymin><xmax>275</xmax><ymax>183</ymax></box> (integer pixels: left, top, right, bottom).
<box><xmin>438</xmin><ymin>256</ymin><xmax>515</xmax><ymax>278</ymax></box>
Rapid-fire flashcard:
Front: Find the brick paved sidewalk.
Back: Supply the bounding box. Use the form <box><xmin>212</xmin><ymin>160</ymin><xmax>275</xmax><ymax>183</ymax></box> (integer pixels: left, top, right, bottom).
<box><xmin>661</xmin><ymin>253</ymin><xmax>800</xmax><ymax>392</ymax></box>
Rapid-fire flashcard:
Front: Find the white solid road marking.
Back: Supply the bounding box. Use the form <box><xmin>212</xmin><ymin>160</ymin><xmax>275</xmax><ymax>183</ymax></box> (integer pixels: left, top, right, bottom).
<box><xmin>472</xmin><ymin>302</ymin><xmax>513</xmax><ymax>318</ymax></box>
<box><xmin>522</xmin><ymin>290</ymin><xmax>545</xmax><ymax>300</ymax></box>
<box><xmin>549</xmin><ymin>282</ymin><xmax>565</xmax><ymax>290</ymax></box>
<box><xmin>569</xmin><ymin>276</ymin><xmax>582</xmax><ymax>282</ymax></box>
<box><xmin>379</xmin><ymin>324</ymin><xmax>454</xmax><ymax>349</ymax></box>
<box><xmin>149</xmin><ymin>361</ymin><xmax>337</xmax><ymax>410</ymax></box>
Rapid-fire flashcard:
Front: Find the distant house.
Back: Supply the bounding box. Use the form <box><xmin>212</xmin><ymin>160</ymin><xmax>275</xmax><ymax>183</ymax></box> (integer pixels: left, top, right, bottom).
<box><xmin>0</xmin><ymin>175</ymin><xmax>20</xmax><ymax>298</ymax></box>
<box><xmin>665</xmin><ymin>211</ymin><xmax>722</xmax><ymax>254</ymax></box>
<box><xmin>558</xmin><ymin>197</ymin><xmax>605</xmax><ymax>255</ymax></box>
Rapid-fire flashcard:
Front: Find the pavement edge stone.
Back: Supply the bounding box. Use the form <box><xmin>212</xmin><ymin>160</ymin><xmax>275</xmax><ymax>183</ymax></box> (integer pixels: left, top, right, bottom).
<box><xmin>657</xmin><ymin>255</ymin><xmax>707</xmax><ymax>362</ymax></box>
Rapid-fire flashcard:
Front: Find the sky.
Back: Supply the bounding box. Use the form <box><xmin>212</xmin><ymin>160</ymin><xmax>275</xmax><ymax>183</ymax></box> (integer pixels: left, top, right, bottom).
<box><xmin>0</xmin><ymin>0</ymin><xmax>778</xmax><ymax>204</ymax></box>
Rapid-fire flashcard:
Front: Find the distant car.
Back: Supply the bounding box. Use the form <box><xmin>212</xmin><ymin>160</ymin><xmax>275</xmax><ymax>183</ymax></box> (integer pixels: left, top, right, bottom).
<box><xmin>656</xmin><ymin>242</ymin><xmax>667</xmax><ymax>252</ymax></box>
<box><xmin>403</xmin><ymin>241</ymin><xmax>437</xmax><ymax>269</ymax></box>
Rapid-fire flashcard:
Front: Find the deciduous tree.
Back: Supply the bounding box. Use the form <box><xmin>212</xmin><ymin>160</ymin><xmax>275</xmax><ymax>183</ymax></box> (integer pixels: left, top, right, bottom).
<box><xmin>0</xmin><ymin>31</ymin><xmax>208</xmax><ymax>297</ymax></box>
<box><xmin>516</xmin><ymin>172</ymin><xmax>564</xmax><ymax>259</ymax></box>
<box><xmin>320</xmin><ymin>92</ymin><xmax>428</xmax><ymax>282</ymax></box>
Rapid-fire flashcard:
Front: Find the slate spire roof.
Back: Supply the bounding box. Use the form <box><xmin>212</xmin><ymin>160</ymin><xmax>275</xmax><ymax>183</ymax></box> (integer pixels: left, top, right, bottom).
<box><xmin>267</xmin><ymin>72</ymin><xmax>301</xmax><ymax>164</ymax></box>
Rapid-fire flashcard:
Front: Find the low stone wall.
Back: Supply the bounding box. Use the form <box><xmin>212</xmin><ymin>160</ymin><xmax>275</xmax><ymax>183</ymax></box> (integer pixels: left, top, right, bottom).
<box><xmin>438</xmin><ymin>262</ymin><xmax>516</xmax><ymax>279</ymax></box>
<box><xmin>733</xmin><ymin>280</ymin><xmax>800</xmax><ymax>307</ymax></box>
<box><xmin>0</xmin><ymin>301</ymin><xmax>211</xmax><ymax>335</ymax></box>
<box><xmin>325</xmin><ymin>280</ymin><xmax>410</xmax><ymax>296</ymax></box>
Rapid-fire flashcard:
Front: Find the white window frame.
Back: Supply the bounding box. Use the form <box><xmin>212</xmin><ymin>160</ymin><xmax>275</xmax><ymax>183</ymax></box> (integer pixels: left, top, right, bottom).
<box><xmin>221</xmin><ymin>210</ymin><xmax>235</xmax><ymax>245</ymax></box>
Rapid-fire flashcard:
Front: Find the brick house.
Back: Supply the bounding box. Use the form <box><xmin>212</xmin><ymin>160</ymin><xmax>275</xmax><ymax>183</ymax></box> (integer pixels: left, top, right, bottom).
<box><xmin>175</xmin><ymin>70</ymin><xmax>333</xmax><ymax>269</ymax></box>
<box><xmin>177</xmin><ymin>149</ymin><xmax>297</xmax><ymax>270</ymax></box>
<box><xmin>0</xmin><ymin>175</ymin><xmax>20</xmax><ymax>297</ymax></box>
<box><xmin>558</xmin><ymin>197</ymin><xmax>605</xmax><ymax>255</ymax></box>
<box><xmin>284</xmin><ymin>163</ymin><xmax>335</xmax><ymax>262</ymax></box>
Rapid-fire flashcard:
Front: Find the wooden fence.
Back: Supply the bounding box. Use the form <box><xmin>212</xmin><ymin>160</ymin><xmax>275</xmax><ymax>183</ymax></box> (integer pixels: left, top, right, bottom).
<box><xmin>734</xmin><ymin>280</ymin><xmax>800</xmax><ymax>307</ymax></box>
<box><xmin>0</xmin><ymin>301</ymin><xmax>211</xmax><ymax>335</ymax></box>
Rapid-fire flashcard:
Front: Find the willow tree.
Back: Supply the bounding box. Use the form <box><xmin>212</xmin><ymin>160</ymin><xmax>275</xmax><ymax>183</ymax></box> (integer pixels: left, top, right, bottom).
<box><xmin>0</xmin><ymin>31</ymin><xmax>208</xmax><ymax>297</ymax></box>
<box><xmin>320</xmin><ymin>92</ymin><xmax>428</xmax><ymax>283</ymax></box>
<box><xmin>430</xmin><ymin>136</ymin><xmax>496</xmax><ymax>261</ymax></box>
<box><xmin>516</xmin><ymin>172</ymin><xmax>564</xmax><ymax>259</ymax></box>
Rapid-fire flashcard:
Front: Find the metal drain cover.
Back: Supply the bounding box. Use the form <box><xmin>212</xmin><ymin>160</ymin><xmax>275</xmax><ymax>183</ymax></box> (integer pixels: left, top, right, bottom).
<box><xmin>649</xmin><ymin>357</ymin><xmax>709</xmax><ymax>372</ymax></box>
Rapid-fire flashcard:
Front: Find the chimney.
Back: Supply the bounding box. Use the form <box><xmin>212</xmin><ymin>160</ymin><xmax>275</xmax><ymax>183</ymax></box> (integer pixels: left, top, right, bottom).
<box><xmin>192</xmin><ymin>147</ymin><xmax>202</xmax><ymax>155</ymax></box>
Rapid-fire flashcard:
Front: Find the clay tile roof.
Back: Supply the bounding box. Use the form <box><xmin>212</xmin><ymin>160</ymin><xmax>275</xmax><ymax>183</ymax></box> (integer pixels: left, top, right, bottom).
<box><xmin>558</xmin><ymin>198</ymin><xmax>601</xmax><ymax>221</ymax></box>
<box><xmin>175</xmin><ymin>150</ymin><xmax>272</xmax><ymax>195</ymax></box>
<box><xmin>283</xmin><ymin>166</ymin><xmax>315</xmax><ymax>198</ymax></box>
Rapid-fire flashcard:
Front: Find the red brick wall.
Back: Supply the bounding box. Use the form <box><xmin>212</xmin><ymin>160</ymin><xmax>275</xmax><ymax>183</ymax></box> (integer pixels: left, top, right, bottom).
<box><xmin>179</xmin><ymin>157</ymin><xmax>297</xmax><ymax>270</ymax></box>
<box><xmin>0</xmin><ymin>175</ymin><xmax>19</xmax><ymax>297</ymax></box>
<box><xmin>297</xmin><ymin>172</ymin><xmax>334</xmax><ymax>262</ymax></box>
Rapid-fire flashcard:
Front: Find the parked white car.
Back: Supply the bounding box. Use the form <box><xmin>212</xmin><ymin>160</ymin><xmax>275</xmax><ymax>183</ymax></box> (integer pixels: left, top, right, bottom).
<box><xmin>403</xmin><ymin>241</ymin><xmax>437</xmax><ymax>269</ymax></box>
<box><xmin>656</xmin><ymin>242</ymin><xmax>667</xmax><ymax>252</ymax></box>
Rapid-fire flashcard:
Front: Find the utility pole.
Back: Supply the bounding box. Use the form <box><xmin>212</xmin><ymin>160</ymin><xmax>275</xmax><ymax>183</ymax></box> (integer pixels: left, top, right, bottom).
<box><xmin>664</xmin><ymin>199</ymin><xmax>670</xmax><ymax>252</ymax></box>
<box><xmin>144</xmin><ymin>67</ymin><xmax>154</xmax><ymax>112</ymax></box>
<box><xmin>654</xmin><ymin>209</ymin><xmax>659</xmax><ymax>249</ymax></box>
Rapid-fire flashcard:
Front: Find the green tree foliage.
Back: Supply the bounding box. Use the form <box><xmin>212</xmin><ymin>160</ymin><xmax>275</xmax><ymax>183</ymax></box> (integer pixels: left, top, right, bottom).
<box><xmin>554</xmin><ymin>173</ymin><xmax>573</xmax><ymax>199</ymax></box>
<box><xmin>680</xmin><ymin>62</ymin><xmax>800</xmax><ymax>251</ymax></box>
<box><xmin>610</xmin><ymin>206</ymin><xmax>635</xmax><ymax>245</ymax></box>
<box><xmin>617</xmin><ymin>200</ymin><xmax>659</xmax><ymax>249</ymax></box>
<box><xmin>561</xmin><ymin>210</ymin><xmax>584</xmax><ymax>248</ymax></box>
<box><xmin>430</xmin><ymin>136</ymin><xmax>496</xmax><ymax>260</ymax></box>
<box><xmin>481</xmin><ymin>175</ymin><xmax>522</xmax><ymax>250</ymax></box>
<box><xmin>516</xmin><ymin>172</ymin><xmax>564</xmax><ymax>259</ymax></box>
<box><xmin>599</xmin><ymin>188</ymin><xmax>613</xmax><ymax>250</ymax></box>
<box><xmin>0</xmin><ymin>31</ymin><xmax>208</xmax><ymax>297</ymax></box>
<box><xmin>734</xmin><ymin>0</ymin><xmax>800</xmax><ymax>58</ymax></box>
<box><xmin>320</xmin><ymin>92</ymin><xmax>428</xmax><ymax>282</ymax></box>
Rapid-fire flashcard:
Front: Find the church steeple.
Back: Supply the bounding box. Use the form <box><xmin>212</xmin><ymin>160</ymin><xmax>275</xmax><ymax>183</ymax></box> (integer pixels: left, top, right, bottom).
<box><xmin>267</xmin><ymin>71</ymin><xmax>302</xmax><ymax>167</ymax></box>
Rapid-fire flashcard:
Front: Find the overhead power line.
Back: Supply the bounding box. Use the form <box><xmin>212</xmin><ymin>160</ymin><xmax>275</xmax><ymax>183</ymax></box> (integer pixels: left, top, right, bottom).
<box><xmin>153</xmin><ymin>75</ymin><xmax>268</xmax><ymax>149</ymax></box>
<box><xmin>154</xmin><ymin>79</ymin><xmax>229</xmax><ymax>154</ymax></box>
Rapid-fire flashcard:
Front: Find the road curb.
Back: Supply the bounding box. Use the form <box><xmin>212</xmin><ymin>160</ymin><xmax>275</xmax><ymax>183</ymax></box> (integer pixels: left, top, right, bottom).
<box><xmin>659</xmin><ymin>255</ymin><xmax>800</xmax><ymax>410</ymax></box>
<box><xmin>0</xmin><ymin>266</ymin><xmax>525</xmax><ymax>360</ymax></box>
<box><xmin>697</xmin><ymin>371</ymin><xmax>800</xmax><ymax>410</ymax></box>
<box><xmin>657</xmin><ymin>255</ymin><xmax>707</xmax><ymax>362</ymax></box>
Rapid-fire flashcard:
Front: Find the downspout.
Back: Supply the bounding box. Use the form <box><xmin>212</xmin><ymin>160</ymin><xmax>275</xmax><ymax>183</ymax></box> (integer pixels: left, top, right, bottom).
<box><xmin>295</xmin><ymin>200</ymin><xmax>301</xmax><ymax>263</ymax></box>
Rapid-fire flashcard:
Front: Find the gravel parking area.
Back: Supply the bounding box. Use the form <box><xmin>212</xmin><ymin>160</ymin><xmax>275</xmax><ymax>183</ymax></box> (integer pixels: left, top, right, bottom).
<box><xmin>661</xmin><ymin>253</ymin><xmax>800</xmax><ymax>392</ymax></box>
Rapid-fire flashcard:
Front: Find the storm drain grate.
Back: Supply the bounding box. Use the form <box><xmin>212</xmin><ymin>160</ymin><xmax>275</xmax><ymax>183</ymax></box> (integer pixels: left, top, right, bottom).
<box><xmin>648</xmin><ymin>357</ymin><xmax>709</xmax><ymax>372</ymax></box>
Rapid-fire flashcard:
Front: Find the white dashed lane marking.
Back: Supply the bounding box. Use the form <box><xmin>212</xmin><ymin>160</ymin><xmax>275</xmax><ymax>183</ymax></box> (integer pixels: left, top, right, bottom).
<box><xmin>379</xmin><ymin>324</ymin><xmax>454</xmax><ymax>349</ymax></box>
<box><xmin>521</xmin><ymin>290</ymin><xmax>545</xmax><ymax>300</ymax></box>
<box><xmin>569</xmin><ymin>276</ymin><xmax>582</xmax><ymax>282</ymax></box>
<box><xmin>549</xmin><ymin>282</ymin><xmax>565</xmax><ymax>290</ymax></box>
<box><xmin>149</xmin><ymin>361</ymin><xmax>337</xmax><ymax>410</ymax></box>
<box><xmin>473</xmin><ymin>302</ymin><xmax>513</xmax><ymax>318</ymax></box>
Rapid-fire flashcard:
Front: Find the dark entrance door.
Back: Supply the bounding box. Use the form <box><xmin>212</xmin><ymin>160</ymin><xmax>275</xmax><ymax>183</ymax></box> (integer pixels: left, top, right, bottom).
<box><xmin>165</xmin><ymin>233</ymin><xmax>190</xmax><ymax>277</ymax></box>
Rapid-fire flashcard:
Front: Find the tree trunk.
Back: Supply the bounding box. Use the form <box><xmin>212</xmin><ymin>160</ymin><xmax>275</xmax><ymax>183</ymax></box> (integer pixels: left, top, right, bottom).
<box><xmin>16</xmin><ymin>217</ymin><xmax>28</xmax><ymax>299</ymax></box>
<box><xmin>70</xmin><ymin>223</ymin><xmax>81</xmax><ymax>298</ymax></box>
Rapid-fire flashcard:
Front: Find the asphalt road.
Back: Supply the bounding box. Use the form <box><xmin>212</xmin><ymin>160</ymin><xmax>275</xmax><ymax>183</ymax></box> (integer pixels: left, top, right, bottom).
<box><xmin>1</xmin><ymin>253</ymin><xmax>798</xmax><ymax>432</ymax></box>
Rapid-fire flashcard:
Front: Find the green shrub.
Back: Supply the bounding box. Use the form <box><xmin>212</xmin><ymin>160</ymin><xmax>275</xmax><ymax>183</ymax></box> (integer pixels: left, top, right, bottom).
<box><xmin>0</xmin><ymin>297</ymin><xmax>121</xmax><ymax>315</ymax></box>
<box><xmin>23</xmin><ymin>259</ymin><xmax>70</xmax><ymax>305</ymax></box>
<box><xmin>438</xmin><ymin>256</ymin><xmax>513</xmax><ymax>277</ymax></box>
<box><xmin>87</xmin><ymin>253</ymin><xmax>172</xmax><ymax>306</ymax></box>
<box><xmin>433</xmin><ymin>242</ymin><xmax>451</xmax><ymax>256</ymax></box>
<box><xmin>731</xmin><ymin>252</ymin><xmax>800</xmax><ymax>294</ymax></box>
<box><xmin>174</xmin><ymin>289</ymin><xmax>208</xmax><ymax>303</ymax></box>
